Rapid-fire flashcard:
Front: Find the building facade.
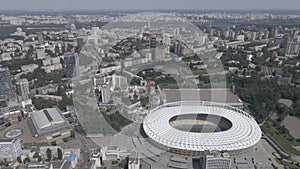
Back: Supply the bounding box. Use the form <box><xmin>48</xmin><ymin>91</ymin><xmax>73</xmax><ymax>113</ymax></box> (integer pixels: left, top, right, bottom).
<box><xmin>16</xmin><ymin>78</ymin><xmax>30</xmax><ymax>101</ymax></box>
<box><xmin>0</xmin><ymin>138</ymin><xmax>22</xmax><ymax>159</ymax></box>
<box><xmin>100</xmin><ymin>85</ymin><xmax>111</xmax><ymax>104</ymax></box>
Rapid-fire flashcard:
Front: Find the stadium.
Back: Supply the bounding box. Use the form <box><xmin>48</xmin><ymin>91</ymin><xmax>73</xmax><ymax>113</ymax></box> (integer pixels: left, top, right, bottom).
<box><xmin>142</xmin><ymin>101</ymin><xmax>262</xmax><ymax>156</ymax></box>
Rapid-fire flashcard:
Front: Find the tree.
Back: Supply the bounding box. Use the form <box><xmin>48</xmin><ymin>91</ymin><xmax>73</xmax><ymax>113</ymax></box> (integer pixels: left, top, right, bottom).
<box><xmin>57</xmin><ymin>85</ymin><xmax>64</xmax><ymax>96</ymax></box>
<box><xmin>276</xmin><ymin>104</ymin><xmax>290</xmax><ymax>121</ymax></box>
<box><xmin>46</xmin><ymin>148</ymin><xmax>52</xmax><ymax>160</ymax></box>
<box><xmin>17</xmin><ymin>157</ymin><xmax>22</xmax><ymax>163</ymax></box>
<box><xmin>57</xmin><ymin>148</ymin><xmax>62</xmax><ymax>160</ymax></box>
<box><xmin>55</xmin><ymin>45</ymin><xmax>60</xmax><ymax>54</ymax></box>
<box><xmin>25</xmin><ymin>45</ymin><xmax>34</xmax><ymax>58</ymax></box>
<box><xmin>70</xmin><ymin>130</ymin><xmax>75</xmax><ymax>138</ymax></box>
<box><xmin>75</xmin><ymin>123</ymin><xmax>86</xmax><ymax>136</ymax></box>
<box><xmin>17</xmin><ymin>115</ymin><xmax>22</xmax><ymax>122</ymax></box>
<box><xmin>23</xmin><ymin>157</ymin><xmax>30</xmax><ymax>164</ymax></box>
<box><xmin>255</xmin><ymin>65</ymin><xmax>262</xmax><ymax>72</ymax></box>
<box><xmin>67</xmin><ymin>44</ymin><xmax>73</xmax><ymax>52</ymax></box>
<box><xmin>140</xmin><ymin>96</ymin><xmax>149</xmax><ymax>107</ymax></box>
<box><xmin>58</xmin><ymin>95</ymin><xmax>74</xmax><ymax>111</ymax></box>
<box><xmin>45</xmin><ymin>49</ymin><xmax>56</xmax><ymax>57</ymax></box>
<box><xmin>3</xmin><ymin>159</ymin><xmax>8</xmax><ymax>166</ymax></box>
<box><xmin>33</xmin><ymin>152</ymin><xmax>40</xmax><ymax>158</ymax></box>
<box><xmin>61</xmin><ymin>45</ymin><xmax>66</xmax><ymax>53</ymax></box>
<box><xmin>5</xmin><ymin>122</ymin><xmax>11</xmax><ymax>127</ymax></box>
<box><xmin>21</xmin><ymin>111</ymin><xmax>25</xmax><ymax>118</ymax></box>
<box><xmin>38</xmin><ymin>156</ymin><xmax>42</xmax><ymax>162</ymax></box>
<box><xmin>51</xmin><ymin>141</ymin><xmax>57</xmax><ymax>146</ymax></box>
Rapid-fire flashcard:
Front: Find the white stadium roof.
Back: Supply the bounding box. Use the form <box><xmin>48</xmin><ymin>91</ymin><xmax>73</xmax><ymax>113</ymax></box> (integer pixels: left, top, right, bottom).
<box><xmin>31</xmin><ymin>108</ymin><xmax>65</xmax><ymax>130</ymax></box>
<box><xmin>143</xmin><ymin>101</ymin><xmax>261</xmax><ymax>152</ymax></box>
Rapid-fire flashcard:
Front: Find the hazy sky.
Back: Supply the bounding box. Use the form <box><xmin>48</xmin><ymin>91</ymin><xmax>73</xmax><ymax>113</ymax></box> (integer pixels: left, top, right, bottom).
<box><xmin>0</xmin><ymin>0</ymin><xmax>299</xmax><ymax>10</ymax></box>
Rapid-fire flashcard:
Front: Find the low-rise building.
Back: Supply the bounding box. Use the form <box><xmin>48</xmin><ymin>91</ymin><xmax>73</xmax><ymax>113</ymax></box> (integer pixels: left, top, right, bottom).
<box><xmin>205</xmin><ymin>152</ymin><xmax>231</xmax><ymax>169</ymax></box>
<box><xmin>0</xmin><ymin>138</ymin><xmax>22</xmax><ymax>159</ymax></box>
<box><xmin>21</xmin><ymin>64</ymin><xmax>39</xmax><ymax>73</ymax></box>
<box><xmin>63</xmin><ymin>148</ymin><xmax>81</xmax><ymax>168</ymax></box>
<box><xmin>128</xmin><ymin>152</ymin><xmax>140</xmax><ymax>169</ymax></box>
<box><xmin>29</xmin><ymin>108</ymin><xmax>71</xmax><ymax>140</ymax></box>
<box><xmin>90</xmin><ymin>151</ymin><xmax>102</xmax><ymax>169</ymax></box>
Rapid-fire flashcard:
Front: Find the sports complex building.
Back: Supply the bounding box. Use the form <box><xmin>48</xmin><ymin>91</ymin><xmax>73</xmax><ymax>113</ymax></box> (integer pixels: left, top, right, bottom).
<box><xmin>142</xmin><ymin>101</ymin><xmax>261</xmax><ymax>156</ymax></box>
<box><xmin>28</xmin><ymin>108</ymin><xmax>71</xmax><ymax>141</ymax></box>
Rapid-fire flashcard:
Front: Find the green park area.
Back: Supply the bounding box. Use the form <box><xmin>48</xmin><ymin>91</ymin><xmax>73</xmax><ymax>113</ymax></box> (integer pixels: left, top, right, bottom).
<box><xmin>102</xmin><ymin>111</ymin><xmax>132</xmax><ymax>132</ymax></box>
<box><xmin>230</xmin><ymin>74</ymin><xmax>300</xmax><ymax>156</ymax></box>
<box><xmin>262</xmin><ymin>120</ymin><xmax>300</xmax><ymax>156</ymax></box>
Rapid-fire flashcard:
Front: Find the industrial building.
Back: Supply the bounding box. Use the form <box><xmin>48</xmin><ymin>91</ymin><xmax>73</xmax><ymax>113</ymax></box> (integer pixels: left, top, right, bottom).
<box><xmin>29</xmin><ymin>108</ymin><xmax>71</xmax><ymax>140</ymax></box>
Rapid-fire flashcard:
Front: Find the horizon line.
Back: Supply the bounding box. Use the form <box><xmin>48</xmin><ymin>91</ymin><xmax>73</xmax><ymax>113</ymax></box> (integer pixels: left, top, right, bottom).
<box><xmin>0</xmin><ymin>8</ymin><xmax>300</xmax><ymax>12</ymax></box>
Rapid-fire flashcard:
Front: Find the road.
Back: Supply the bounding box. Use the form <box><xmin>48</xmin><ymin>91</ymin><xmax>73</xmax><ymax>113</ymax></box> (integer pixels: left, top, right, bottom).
<box><xmin>60</xmin><ymin>132</ymin><xmax>99</xmax><ymax>169</ymax></box>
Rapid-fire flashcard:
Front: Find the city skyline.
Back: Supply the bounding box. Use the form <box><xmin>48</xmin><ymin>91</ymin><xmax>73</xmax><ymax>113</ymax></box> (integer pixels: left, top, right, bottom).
<box><xmin>0</xmin><ymin>0</ymin><xmax>300</xmax><ymax>10</ymax></box>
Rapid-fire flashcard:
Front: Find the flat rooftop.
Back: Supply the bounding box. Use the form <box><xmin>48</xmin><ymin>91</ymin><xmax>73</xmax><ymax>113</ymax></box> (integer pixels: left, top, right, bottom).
<box><xmin>31</xmin><ymin>108</ymin><xmax>65</xmax><ymax>130</ymax></box>
<box><xmin>0</xmin><ymin>68</ymin><xmax>14</xmax><ymax>96</ymax></box>
<box><xmin>0</xmin><ymin>138</ymin><xmax>14</xmax><ymax>143</ymax></box>
<box><xmin>163</xmin><ymin>88</ymin><xmax>242</xmax><ymax>105</ymax></box>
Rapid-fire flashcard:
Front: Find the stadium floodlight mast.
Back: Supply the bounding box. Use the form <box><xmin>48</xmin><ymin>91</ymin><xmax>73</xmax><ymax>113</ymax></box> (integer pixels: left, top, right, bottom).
<box><xmin>72</xmin><ymin>12</ymin><xmax>260</xmax><ymax>158</ymax></box>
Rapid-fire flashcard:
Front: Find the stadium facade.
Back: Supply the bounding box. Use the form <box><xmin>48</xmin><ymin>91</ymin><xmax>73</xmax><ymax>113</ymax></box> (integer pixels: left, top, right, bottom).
<box><xmin>142</xmin><ymin>101</ymin><xmax>261</xmax><ymax>156</ymax></box>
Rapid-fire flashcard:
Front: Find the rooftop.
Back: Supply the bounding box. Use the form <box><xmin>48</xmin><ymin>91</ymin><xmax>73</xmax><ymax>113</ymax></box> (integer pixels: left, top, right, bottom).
<box><xmin>0</xmin><ymin>138</ymin><xmax>14</xmax><ymax>143</ymax></box>
<box><xmin>163</xmin><ymin>88</ymin><xmax>242</xmax><ymax>105</ymax></box>
<box><xmin>0</xmin><ymin>68</ymin><xmax>14</xmax><ymax>97</ymax></box>
<box><xmin>31</xmin><ymin>108</ymin><xmax>65</xmax><ymax>130</ymax></box>
<box><xmin>64</xmin><ymin>153</ymin><xmax>77</xmax><ymax>161</ymax></box>
<box><xmin>143</xmin><ymin>101</ymin><xmax>261</xmax><ymax>152</ymax></box>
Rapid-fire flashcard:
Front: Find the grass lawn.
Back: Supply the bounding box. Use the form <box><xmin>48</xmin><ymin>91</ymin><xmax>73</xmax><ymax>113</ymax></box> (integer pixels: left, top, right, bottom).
<box><xmin>23</xmin><ymin>142</ymin><xmax>50</xmax><ymax>147</ymax></box>
<box><xmin>62</xmin><ymin>136</ymin><xmax>74</xmax><ymax>142</ymax></box>
<box><xmin>102</xmin><ymin>111</ymin><xmax>132</xmax><ymax>132</ymax></box>
<box><xmin>192</xmin><ymin>68</ymin><xmax>208</xmax><ymax>75</ymax></box>
<box><xmin>262</xmin><ymin>120</ymin><xmax>300</xmax><ymax>156</ymax></box>
<box><xmin>274</xmin><ymin>67</ymin><xmax>284</xmax><ymax>75</ymax></box>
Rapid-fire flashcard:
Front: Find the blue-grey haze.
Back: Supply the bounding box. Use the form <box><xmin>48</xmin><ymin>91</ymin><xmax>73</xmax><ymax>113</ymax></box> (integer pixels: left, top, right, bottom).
<box><xmin>0</xmin><ymin>0</ymin><xmax>299</xmax><ymax>10</ymax></box>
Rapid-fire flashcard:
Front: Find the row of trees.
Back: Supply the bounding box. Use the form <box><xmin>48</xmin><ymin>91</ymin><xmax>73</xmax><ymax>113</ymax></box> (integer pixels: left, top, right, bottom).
<box><xmin>46</xmin><ymin>148</ymin><xmax>63</xmax><ymax>161</ymax></box>
<box><xmin>20</xmin><ymin>68</ymin><xmax>63</xmax><ymax>89</ymax></box>
<box><xmin>32</xmin><ymin>95</ymin><xmax>73</xmax><ymax>111</ymax></box>
<box><xmin>15</xmin><ymin>148</ymin><xmax>63</xmax><ymax>165</ymax></box>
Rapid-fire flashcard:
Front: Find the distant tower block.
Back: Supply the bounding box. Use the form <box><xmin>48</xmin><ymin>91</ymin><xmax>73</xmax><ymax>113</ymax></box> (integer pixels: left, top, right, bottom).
<box><xmin>163</xmin><ymin>34</ymin><xmax>171</xmax><ymax>46</ymax></box>
<box><xmin>38</xmin><ymin>33</ymin><xmax>44</xmax><ymax>45</ymax></box>
<box><xmin>101</xmin><ymin>85</ymin><xmax>111</xmax><ymax>104</ymax></box>
<box><xmin>150</xmin><ymin>37</ymin><xmax>157</xmax><ymax>48</ymax></box>
<box><xmin>152</xmin><ymin>45</ymin><xmax>166</xmax><ymax>61</ymax></box>
<box><xmin>16</xmin><ymin>78</ymin><xmax>30</xmax><ymax>101</ymax></box>
<box><xmin>70</xmin><ymin>23</ymin><xmax>77</xmax><ymax>32</ymax></box>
